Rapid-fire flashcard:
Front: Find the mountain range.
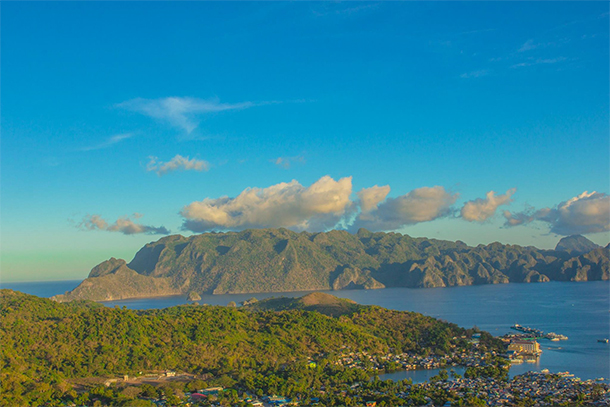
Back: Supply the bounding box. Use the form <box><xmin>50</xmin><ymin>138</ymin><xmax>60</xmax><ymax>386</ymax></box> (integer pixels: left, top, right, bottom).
<box><xmin>53</xmin><ymin>229</ymin><xmax>609</xmax><ymax>302</ymax></box>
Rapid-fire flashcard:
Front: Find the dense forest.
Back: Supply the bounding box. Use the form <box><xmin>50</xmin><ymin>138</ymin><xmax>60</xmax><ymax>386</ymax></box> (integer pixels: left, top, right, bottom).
<box><xmin>1</xmin><ymin>290</ymin><xmax>501</xmax><ymax>406</ymax></box>
<box><xmin>54</xmin><ymin>229</ymin><xmax>609</xmax><ymax>302</ymax></box>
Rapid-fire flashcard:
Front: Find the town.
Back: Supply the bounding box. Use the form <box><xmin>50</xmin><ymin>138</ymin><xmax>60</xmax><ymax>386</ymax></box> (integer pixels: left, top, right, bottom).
<box><xmin>85</xmin><ymin>337</ymin><xmax>609</xmax><ymax>407</ymax></box>
<box><xmin>91</xmin><ymin>367</ymin><xmax>610</xmax><ymax>406</ymax></box>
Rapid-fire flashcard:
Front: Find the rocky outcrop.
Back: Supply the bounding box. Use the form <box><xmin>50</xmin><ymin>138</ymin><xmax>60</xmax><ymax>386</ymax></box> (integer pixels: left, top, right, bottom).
<box><xmin>187</xmin><ymin>291</ymin><xmax>201</xmax><ymax>301</ymax></box>
<box><xmin>555</xmin><ymin>235</ymin><xmax>601</xmax><ymax>255</ymax></box>
<box><xmin>331</xmin><ymin>267</ymin><xmax>385</xmax><ymax>290</ymax></box>
<box><xmin>52</xmin><ymin>259</ymin><xmax>180</xmax><ymax>302</ymax></box>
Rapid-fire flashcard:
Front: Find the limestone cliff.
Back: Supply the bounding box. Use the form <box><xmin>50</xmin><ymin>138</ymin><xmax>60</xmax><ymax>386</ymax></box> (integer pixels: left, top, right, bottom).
<box><xmin>52</xmin><ymin>258</ymin><xmax>180</xmax><ymax>302</ymax></box>
<box><xmin>55</xmin><ymin>228</ymin><xmax>609</xmax><ymax>302</ymax></box>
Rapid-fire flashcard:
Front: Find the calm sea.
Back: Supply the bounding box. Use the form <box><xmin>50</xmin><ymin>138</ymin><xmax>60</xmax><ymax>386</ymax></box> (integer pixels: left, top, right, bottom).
<box><xmin>3</xmin><ymin>280</ymin><xmax>609</xmax><ymax>383</ymax></box>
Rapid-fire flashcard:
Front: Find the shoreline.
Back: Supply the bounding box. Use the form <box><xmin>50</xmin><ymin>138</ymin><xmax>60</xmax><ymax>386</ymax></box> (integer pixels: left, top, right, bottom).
<box><xmin>4</xmin><ymin>278</ymin><xmax>609</xmax><ymax>303</ymax></box>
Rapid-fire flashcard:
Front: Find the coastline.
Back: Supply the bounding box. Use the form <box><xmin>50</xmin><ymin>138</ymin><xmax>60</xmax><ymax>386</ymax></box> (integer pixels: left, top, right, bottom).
<box><xmin>3</xmin><ymin>278</ymin><xmax>609</xmax><ymax>303</ymax></box>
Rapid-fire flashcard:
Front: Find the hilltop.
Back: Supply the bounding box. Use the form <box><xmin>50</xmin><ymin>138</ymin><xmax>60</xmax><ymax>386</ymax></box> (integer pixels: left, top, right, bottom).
<box><xmin>555</xmin><ymin>235</ymin><xmax>601</xmax><ymax>255</ymax></box>
<box><xmin>53</xmin><ymin>228</ymin><xmax>609</xmax><ymax>302</ymax></box>
<box><xmin>242</xmin><ymin>292</ymin><xmax>362</xmax><ymax>317</ymax></box>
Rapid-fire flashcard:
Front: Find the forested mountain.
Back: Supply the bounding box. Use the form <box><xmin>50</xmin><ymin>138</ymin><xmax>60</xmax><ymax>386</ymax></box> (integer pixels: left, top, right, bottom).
<box><xmin>54</xmin><ymin>228</ymin><xmax>609</xmax><ymax>302</ymax></box>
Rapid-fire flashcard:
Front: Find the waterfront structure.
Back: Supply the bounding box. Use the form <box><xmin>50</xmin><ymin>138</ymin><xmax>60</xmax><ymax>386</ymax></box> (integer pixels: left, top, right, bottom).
<box><xmin>508</xmin><ymin>340</ymin><xmax>541</xmax><ymax>355</ymax></box>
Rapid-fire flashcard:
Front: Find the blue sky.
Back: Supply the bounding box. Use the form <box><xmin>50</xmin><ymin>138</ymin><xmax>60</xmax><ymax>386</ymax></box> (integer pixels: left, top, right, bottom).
<box><xmin>2</xmin><ymin>2</ymin><xmax>609</xmax><ymax>282</ymax></box>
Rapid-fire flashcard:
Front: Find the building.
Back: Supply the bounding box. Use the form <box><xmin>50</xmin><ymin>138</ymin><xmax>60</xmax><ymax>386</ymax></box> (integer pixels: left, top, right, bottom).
<box><xmin>199</xmin><ymin>387</ymin><xmax>224</xmax><ymax>395</ymax></box>
<box><xmin>508</xmin><ymin>340</ymin><xmax>541</xmax><ymax>355</ymax></box>
<box><xmin>268</xmin><ymin>395</ymin><xmax>290</xmax><ymax>405</ymax></box>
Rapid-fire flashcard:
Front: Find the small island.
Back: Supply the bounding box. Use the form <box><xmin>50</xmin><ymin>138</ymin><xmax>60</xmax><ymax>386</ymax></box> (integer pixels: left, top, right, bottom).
<box><xmin>188</xmin><ymin>291</ymin><xmax>202</xmax><ymax>301</ymax></box>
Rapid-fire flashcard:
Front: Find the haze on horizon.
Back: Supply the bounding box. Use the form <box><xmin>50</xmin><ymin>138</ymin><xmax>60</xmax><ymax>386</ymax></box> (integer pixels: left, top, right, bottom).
<box><xmin>1</xmin><ymin>2</ymin><xmax>609</xmax><ymax>282</ymax></box>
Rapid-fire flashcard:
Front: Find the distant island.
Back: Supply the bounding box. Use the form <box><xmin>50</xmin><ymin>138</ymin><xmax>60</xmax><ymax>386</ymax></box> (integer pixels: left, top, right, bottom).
<box><xmin>53</xmin><ymin>229</ymin><xmax>609</xmax><ymax>302</ymax></box>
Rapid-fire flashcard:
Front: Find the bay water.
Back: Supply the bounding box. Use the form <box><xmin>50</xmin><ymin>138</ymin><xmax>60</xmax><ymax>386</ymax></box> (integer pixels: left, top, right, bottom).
<box><xmin>3</xmin><ymin>280</ymin><xmax>608</xmax><ymax>383</ymax></box>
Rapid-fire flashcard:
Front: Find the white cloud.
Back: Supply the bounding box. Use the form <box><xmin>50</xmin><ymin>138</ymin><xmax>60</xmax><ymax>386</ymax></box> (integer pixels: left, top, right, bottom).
<box><xmin>79</xmin><ymin>214</ymin><xmax>170</xmax><ymax>235</ymax></box>
<box><xmin>518</xmin><ymin>39</ymin><xmax>538</xmax><ymax>52</ymax></box>
<box><xmin>460</xmin><ymin>69</ymin><xmax>489</xmax><ymax>79</ymax></box>
<box><xmin>461</xmin><ymin>188</ymin><xmax>516</xmax><ymax>222</ymax></box>
<box><xmin>312</xmin><ymin>2</ymin><xmax>379</xmax><ymax>17</ymax></box>
<box><xmin>181</xmin><ymin>176</ymin><xmax>354</xmax><ymax>232</ymax></box>
<box><xmin>272</xmin><ymin>155</ymin><xmax>306</xmax><ymax>169</ymax></box>
<box><xmin>117</xmin><ymin>97</ymin><xmax>263</xmax><ymax>133</ymax></box>
<box><xmin>147</xmin><ymin>155</ymin><xmax>210</xmax><ymax>176</ymax></box>
<box><xmin>357</xmin><ymin>185</ymin><xmax>391</xmax><ymax>213</ymax></box>
<box><xmin>79</xmin><ymin>133</ymin><xmax>133</xmax><ymax>151</ymax></box>
<box><xmin>503</xmin><ymin>191</ymin><xmax>610</xmax><ymax>235</ymax></box>
<box><xmin>80</xmin><ymin>214</ymin><xmax>108</xmax><ymax>230</ymax></box>
<box><xmin>350</xmin><ymin>186</ymin><xmax>459</xmax><ymax>232</ymax></box>
<box><xmin>511</xmin><ymin>57</ymin><xmax>566</xmax><ymax>68</ymax></box>
<box><xmin>503</xmin><ymin>209</ymin><xmax>535</xmax><ymax>227</ymax></box>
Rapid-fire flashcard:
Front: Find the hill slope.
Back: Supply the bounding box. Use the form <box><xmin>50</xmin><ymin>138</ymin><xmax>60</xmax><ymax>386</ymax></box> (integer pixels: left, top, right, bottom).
<box><xmin>53</xmin><ymin>228</ymin><xmax>609</xmax><ymax>302</ymax></box>
<box><xmin>1</xmin><ymin>290</ymin><xmax>500</xmax><ymax>406</ymax></box>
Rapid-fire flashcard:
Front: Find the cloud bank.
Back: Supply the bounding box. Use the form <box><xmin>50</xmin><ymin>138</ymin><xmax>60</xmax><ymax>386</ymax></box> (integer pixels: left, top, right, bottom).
<box><xmin>79</xmin><ymin>214</ymin><xmax>170</xmax><ymax>235</ymax></box>
<box><xmin>350</xmin><ymin>186</ymin><xmax>459</xmax><ymax>232</ymax></box>
<box><xmin>503</xmin><ymin>191</ymin><xmax>610</xmax><ymax>235</ymax></box>
<box><xmin>181</xmin><ymin>176</ymin><xmax>354</xmax><ymax>232</ymax></box>
<box><xmin>181</xmin><ymin>177</ymin><xmax>464</xmax><ymax>233</ymax></box>
<box><xmin>461</xmin><ymin>188</ymin><xmax>516</xmax><ymax>222</ymax></box>
<box><xmin>117</xmin><ymin>97</ymin><xmax>261</xmax><ymax>133</ymax></box>
<box><xmin>95</xmin><ymin>175</ymin><xmax>602</xmax><ymax>237</ymax></box>
<box><xmin>357</xmin><ymin>185</ymin><xmax>391</xmax><ymax>213</ymax></box>
<box><xmin>147</xmin><ymin>155</ymin><xmax>210</xmax><ymax>176</ymax></box>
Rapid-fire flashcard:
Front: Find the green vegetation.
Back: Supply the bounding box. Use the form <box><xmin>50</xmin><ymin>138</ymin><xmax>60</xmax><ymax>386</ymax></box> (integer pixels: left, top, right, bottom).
<box><xmin>2</xmin><ymin>290</ymin><xmax>605</xmax><ymax>407</ymax></box>
<box><xmin>464</xmin><ymin>357</ymin><xmax>511</xmax><ymax>381</ymax></box>
<box><xmin>1</xmin><ymin>290</ymin><xmax>503</xmax><ymax>406</ymax></box>
<box><xmin>54</xmin><ymin>228</ymin><xmax>609</xmax><ymax>302</ymax></box>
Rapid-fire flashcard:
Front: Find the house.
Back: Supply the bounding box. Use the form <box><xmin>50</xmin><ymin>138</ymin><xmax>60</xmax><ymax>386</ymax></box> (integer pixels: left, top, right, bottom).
<box><xmin>199</xmin><ymin>387</ymin><xmax>224</xmax><ymax>395</ymax></box>
<box><xmin>268</xmin><ymin>395</ymin><xmax>290</xmax><ymax>405</ymax></box>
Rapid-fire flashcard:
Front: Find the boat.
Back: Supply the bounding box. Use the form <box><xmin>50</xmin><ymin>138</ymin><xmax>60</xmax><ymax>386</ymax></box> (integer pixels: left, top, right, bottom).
<box><xmin>511</xmin><ymin>324</ymin><xmax>544</xmax><ymax>337</ymax></box>
<box><xmin>598</xmin><ymin>339</ymin><xmax>609</xmax><ymax>344</ymax></box>
<box><xmin>545</xmin><ymin>332</ymin><xmax>568</xmax><ymax>341</ymax></box>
